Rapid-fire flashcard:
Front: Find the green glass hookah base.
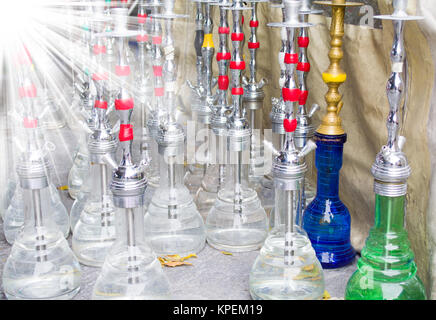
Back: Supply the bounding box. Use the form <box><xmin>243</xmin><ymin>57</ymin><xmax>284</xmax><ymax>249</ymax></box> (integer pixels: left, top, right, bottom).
<box><xmin>345</xmin><ymin>195</ymin><xmax>427</xmax><ymax>300</ymax></box>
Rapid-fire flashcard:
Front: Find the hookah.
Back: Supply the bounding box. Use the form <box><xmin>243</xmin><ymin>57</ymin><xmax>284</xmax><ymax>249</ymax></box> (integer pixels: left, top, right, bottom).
<box><xmin>184</xmin><ymin>0</ymin><xmax>216</xmax><ymax>196</ymax></box>
<box><xmin>67</xmin><ymin>1</ymin><xmax>104</xmax><ymax>200</ymax></box>
<box><xmin>345</xmin><ymin>0</ymin><xmax>427</xmax><ymax>300</ymax></box>
<box><xmin>258</xmin><ymin>1</ymin><xmax>287</xmax><ymax>217</ymax></box>
<box><xmin>302</xmin><ymin>0</ymin><xmax>361</xmax><ymax>269</ymax></box>
<box><xmin>135</xmin><ymin>0</ymin><xmax>154</xmax><ymax>180</ymax></box>
<box><xmin>92</xmin><ymin>7</ymin><xmax>171</xmax><ymax>301</ymax></box>
<box><xmin>249</xmin><ymin>1</ymin><xmax>323</xmax><ymax>300</ymax></box>
<box><xmin>71</xmin><ymin>13</ymin><xmax>119</xmax><ymax>267</ymax></box>
<box><xmin>249</xmin><ymin>118</ymin><xmax>323</xmax><ymax>299</ymax></box>
<box><xmin>145</xmin><ymin>0</ymin><xmax>164</xmax><ymax>204</ymax></box>
<box><xmin>195</xmin><ymin>0</ymin><xmax>232</xmax><ymax>218</ymax></box>
<box><xmin>242</xmin><ymin>0</ymin><xmax>268</xmax><ymax>187</ymax></box>
<box><xmin>2</xmin><ymin>47</ymin><xmax>81</xmax><ymax>299</ymax></box>
<box><xmin>144</xmin><ymin>0</ymin><xmax>206</xmax><ymax>256</ymax></box>
<box><xmin>3</xmin><ymin>52</ymin><xmax>69</xmax><ymax>245</ymax></box>
<box><xmin>206</xmin><ymin>0</ymin><xmax>268</xmax><ymax>252</ymax></box>
<box><xmin>295</xmin><ymin>0</ymin><xmax>321</xmax><ymax>211</ymax></box>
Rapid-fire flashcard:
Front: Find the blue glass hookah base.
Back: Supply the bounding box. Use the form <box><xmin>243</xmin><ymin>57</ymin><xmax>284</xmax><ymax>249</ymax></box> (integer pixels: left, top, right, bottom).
<box><xmin>303</xmin><ymin>133</ymin><xmax>355</xmax><ymax>269</ymax></box>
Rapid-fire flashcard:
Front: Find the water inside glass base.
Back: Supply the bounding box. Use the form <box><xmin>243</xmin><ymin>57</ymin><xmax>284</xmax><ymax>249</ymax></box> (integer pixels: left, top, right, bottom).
<box><xmin>92</xmin><ymin>251</ymin><xmax>171</xmax><ymax>300</ymax></box>
<box><xmin>249</xmin><ymin>234</ymin><xmax>324</xmax><ymax>300</ymax></box>
<box><xmin>3</xmin><ymin>229</ymin><xmax>81</xmax><ymax>300</ymax></box>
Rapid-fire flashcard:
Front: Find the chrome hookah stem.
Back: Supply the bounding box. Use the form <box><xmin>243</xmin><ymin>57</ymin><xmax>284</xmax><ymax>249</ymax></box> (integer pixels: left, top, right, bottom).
<box><xmin>217</xmin><ymin>4</ymin><xmax>230</xmax><ymax>109</ymax></box>
<box><xmin>387</xmin><ymin>19</ymin><xmax>405</xmax><ymax>152</ymax></box>
<box><xmin>126</xmin><ymin>207</ymin><xmax>138</xmax><ymax>279</ymax></box>
<box><xmin>230</xmin><ymin>7</ymin><xmax>244</xmax><ymax>120</ymax></box>
<box><xmin>297</xmin><ymin>15</ymin><xmax>309</xmax><ymax>119</ymax></box>
<box><xmin>100</xmin><ymin>163</ymin><xmax>110</xmax><ymax>227</ymax></box>
<box><xmin>203</xmin><ymin>2</ymin><xmax>214</xmax><ymax>99</ymax></box>
<box><xmin>160</xmin><ymin>0</ymin><xmax>181</xmax><ymax>219</ymax></box>
<box><xmin>32</xmin><ymin>188</ymin><xmax>49</xmax><ymax>263</ymax></box>
<box><xmin>384</xmin><ymin>0</ymin><xmax>407</xmax><ymax>265</ymax></box>
<box><xmin>248</xmin><ymin>2</ymin><xmax>259</xmax><ymax>85</ymax></box>
<box><xmin>229</xmin><ymin>3</ymin><xmax>246</xmax><ymax>215</ymax></box>
<box><xmin>282</xmin><ymin>0</ymin><xmax>301</xmax><ymax>267</ymax></box>
<box><xmin>168</xmin><ymin>155</ymin><xmax>178</xmax><ymax>219</ymax></box>
<box><xmin>151</xmin><ymin>6</ymin><xmax>165</xmax><ymax>125</ymax></box>
<box><xmin>284</xmin><ymin>189</ymin><xmax>294</xmax><ymax>266</ymax></box>
<box><xmin>137</xmin><ymin>0</ymin><xmax>149</xmax><ymax>164</ymax></box>
<box><xmin>216</xmin><ymin>3</ymin><xmax>230</xmax><ymax>188</ymax></box>
<box><xmin>195</xmin><ymin>2</ymin><xmax>205</xmax><ymax>88</ymax></box>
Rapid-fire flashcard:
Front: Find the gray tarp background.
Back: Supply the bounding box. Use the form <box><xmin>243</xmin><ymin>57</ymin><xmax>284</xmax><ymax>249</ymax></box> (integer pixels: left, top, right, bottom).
<box><xmin>177</xmin><ymin>0</ymin><xmax>436</xmax><ymax>297</ymax></box>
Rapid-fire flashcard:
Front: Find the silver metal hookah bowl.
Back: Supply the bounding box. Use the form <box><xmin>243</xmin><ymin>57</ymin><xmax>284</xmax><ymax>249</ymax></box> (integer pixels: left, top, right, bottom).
<box><xmin>272</xmin><ymin>138</ymin><xmax>307</xmax><ymax>190</ymax></box>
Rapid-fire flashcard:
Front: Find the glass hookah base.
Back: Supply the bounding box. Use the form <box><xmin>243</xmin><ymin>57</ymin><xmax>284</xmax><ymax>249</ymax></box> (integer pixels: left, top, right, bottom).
<box><xmin>147</xmin><ymin>233</ymin><xmax>206</xmax><ymax>257</ymax></box>
<box><xmin>345</xmin><ymin>265</ymin><xmax>427</xmax><ymax>300</ymax></box>
<box><xmin>195</xmin><ymin>188</ymin><xmax>218</xmax><ymax>220</ymax></box>
<box><xmin>207</xmin><ymin>228</ymin><xmax>266</xmax><ymax>252</ymax></box>
<box><xmin>72</xmin><ymin>238</ymin><xmax>115</xmax><ymax>267</ymax></box>
<box><xmin>2</xmin><ymin>236</ymin><xmax>81</xmax><ymax>300</ymax></box>
<box><xmin>4</xmin><ymin>281</ymin><xmax>80</xmax><ymax>300</ymax></box>
<box><xmin>92</xmin><ymin>258</ymin><xmax>171</xmax><ymax>300</ymax></box>
<box><xmin>312</xmin><ymin>241</ymin><xmax>355</xmax><ymax>269</ymax></box>
<box><xmin>249</xmin><ymin>235</ymin><xmax>324</xmax><ymax>300</ymax></box>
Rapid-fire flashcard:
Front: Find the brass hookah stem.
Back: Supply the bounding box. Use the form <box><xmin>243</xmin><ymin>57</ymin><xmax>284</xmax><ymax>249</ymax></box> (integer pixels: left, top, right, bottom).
<box><xmin>316</xmin><ymin>0</ymin><xmax>348</xmax><ymax>136</ymax></box>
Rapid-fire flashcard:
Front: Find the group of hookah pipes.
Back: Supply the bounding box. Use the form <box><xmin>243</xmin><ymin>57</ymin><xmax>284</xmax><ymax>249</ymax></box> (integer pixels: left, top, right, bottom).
<box><xmin>345</xmin><ymin>0</ymin><xmax>426</xmax><ymax>300</ymax></box>
<box><xmin>92</xmin><ymin>6</ymin><xmax>172</xmax><ymax>300</ymax></box>
<box><xmin>2</xmin><ymin>45</ymin><xmax>81</xmax><ymax>300</ymax></box>
<box><xmin>144</xmin><ymin>0</ymin><xmax>206</xmax><ymax>257</ymax></box>
<box><xmin>249</xmin><ymin>0</ymin><xmax>323</xmax><ymax>300</ymax></box>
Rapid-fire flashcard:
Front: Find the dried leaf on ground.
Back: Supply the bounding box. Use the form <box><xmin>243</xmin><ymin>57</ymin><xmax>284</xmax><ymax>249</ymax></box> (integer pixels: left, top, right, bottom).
<box><xmin>159</xmin><ymin>253</ymin><xmax>197</xmax><ymax>267</ymax></box>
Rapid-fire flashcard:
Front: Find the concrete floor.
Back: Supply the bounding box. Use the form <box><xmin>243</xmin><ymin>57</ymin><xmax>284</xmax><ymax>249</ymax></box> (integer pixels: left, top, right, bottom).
<box><xmin>0</xmin><ymin>125</ymin><xmax>357</xmax><ymax>300</ymax></box>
